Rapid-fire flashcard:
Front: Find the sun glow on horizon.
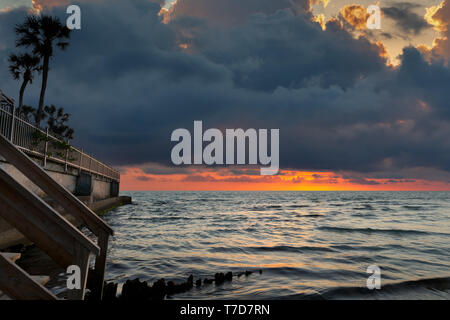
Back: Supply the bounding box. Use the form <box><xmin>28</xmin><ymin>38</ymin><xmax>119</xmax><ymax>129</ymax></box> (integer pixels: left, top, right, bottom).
<box><xmin>119</xmin><ymin>166</ymin><xmax>450</xmax><ymax>191</ymax></box>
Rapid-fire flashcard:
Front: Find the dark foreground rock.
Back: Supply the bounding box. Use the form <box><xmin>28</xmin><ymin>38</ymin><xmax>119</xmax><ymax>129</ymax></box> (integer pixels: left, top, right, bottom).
<box><xmin>215</xmin><ymin>272</ymin><xmax>225</xmax><ymax>285</ymax></box>
<box><xmin>85</xmin><ymin>281</ymin><xmax>118</xmax><ymax>301</ymax></box>
<box><xmin>167</xmin><ymin>275</ymin><xmax>193</xmax><ymax>296</ymax></box>
<box><xmin>119</xmin><ymin>275</ymin><xmax>193</xmax><ymax>301</ymax></box>
<box><xmin>120</xmin><ymin>278</ymin><xmax>153</xmax><ymax>301</ymax></box>
<box><xmin>103</xmin><ymin>282</ymin><xmax>118</xmax><ymax>300</ymax></box>
<box><xmin>99</xmin><ymin>269</ymin><xmax>261</xmax><ymax>301</ymax></box>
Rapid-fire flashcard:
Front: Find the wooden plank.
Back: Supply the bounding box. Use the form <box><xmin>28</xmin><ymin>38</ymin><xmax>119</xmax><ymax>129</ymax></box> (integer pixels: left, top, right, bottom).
<box><xmin>31</xmin><ymin>276</ymin><xmax>50</xmax><ymax>286</ymax></box>
<box><xmin>66</xmin><ymin>243</ymin><xmax>90</xmax><ymax>300</ymax></box>
<box><xmin>0</xmin><ymin>134</ymin><xmax>114</xmax><ymax>236</ymax></box>
<box><xmin>91</xmin><ymin>232</ymin><xmax>110</xmax><ymax>300</ymax></box>
<box><xmin>0</xmin><ymin>252</ymin><xmax>21</xmax><ymax>263</ymax></box>
<box><xmin>0</xmin><ymin>276</ymin><xmax>50</xmax><ymax>299</ymax></box>
<box><xmin>0</xmin><ymin>253</ymin><xmax>57</xmax><ymax>300</ymax></box>
<box><xmin>0</xmin><ymin>293</ymin><xmax>11</xmax><ymax>300</ymax></box>
<box><xmin>0</xmin><ymin>168</ymin><xmax>100</xmax><ymax>257</ymax></box>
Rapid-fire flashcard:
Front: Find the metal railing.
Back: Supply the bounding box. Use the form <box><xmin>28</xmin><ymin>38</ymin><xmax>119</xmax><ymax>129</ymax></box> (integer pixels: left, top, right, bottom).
<box><xmin>0</xmin><ymin>90</ymin><xmax>120</xmax><ymax>181</ymax></box>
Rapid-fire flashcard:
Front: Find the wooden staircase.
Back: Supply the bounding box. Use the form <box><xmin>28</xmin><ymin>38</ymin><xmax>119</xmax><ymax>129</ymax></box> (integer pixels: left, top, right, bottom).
<box><xmin>0</xmin><ymin>252</ymin><xmax>54</xmax><ymax>300</ymax></box>
<box><xmin>0</xmin><ymin>134</ymin><xmax>114</xmax><ymax>300</ymax></box>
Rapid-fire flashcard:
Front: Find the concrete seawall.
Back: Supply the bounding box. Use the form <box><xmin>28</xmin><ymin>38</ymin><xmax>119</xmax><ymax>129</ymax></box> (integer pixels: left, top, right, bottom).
<box><xmin>0</xmin><ymin>156</ymin><xmax>118</xmax><ymax>201</ymax></box>
<box><xmin>0</xmin><ymin>154</ymin><xmax>130</xmax><ymax>249</ymax></box>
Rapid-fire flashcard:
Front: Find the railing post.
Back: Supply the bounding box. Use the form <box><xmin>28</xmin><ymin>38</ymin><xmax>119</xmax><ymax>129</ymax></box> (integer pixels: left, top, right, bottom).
<box><xmin>64</xmin><ymin>140</ymin><xmax>69</xmax><ymax>172</ymax></box>
<box><xmin>9</xmin><ymin>104</ymin><xmax>15</xmax><ymax>143</ymax></box>
<box><xmin>43</xmin><ymin>128</ymin><xmax>49</xmax><ymax>167</ymax></box>
<box><xmin>79</xmin><ymin>149</ymin><xmax>83</xmax><ymax>174</ymax></box>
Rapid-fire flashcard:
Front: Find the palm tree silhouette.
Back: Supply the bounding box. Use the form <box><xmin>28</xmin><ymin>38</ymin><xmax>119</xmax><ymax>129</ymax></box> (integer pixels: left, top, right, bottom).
<box><xmin>8</xmin><ymin>53</ymin><xmax>41</xmax><ymax>113</ymax></box>
<box><xmin>15</xmin><ymin>15</ymin><xmax>70</xmax><ymax>127</ymax></box>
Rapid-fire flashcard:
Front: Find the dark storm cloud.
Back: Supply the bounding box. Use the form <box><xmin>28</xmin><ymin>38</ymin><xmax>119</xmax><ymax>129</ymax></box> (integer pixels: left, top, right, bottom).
<box><xmin>174</xmin><ymin>11</ymin><xmax>387</xmax><ymax>91</ymax></box>
<box><xmin>397</xmin><ymin>48</ymin><xmax>450</xmax><ymax>119</ymax></box>
<box><xmin>140</xmin><ymin>163</ymin><xmax>194</xmax><ymax>175</ymax></box>
<box><xmin>0</xmin><ymin>0</ymin><xmax>449</xmax><ymax>179</ymax></box>
<box><xmin>136</xmin><ymin>175</ymin><xmax>154</xmax><ymax>182</ymax></box>
<box><xmin>164</xmin><ymin>0</ymin><xmax>312</xmax><ymax>26</ymax></box>
<box><xmin>382</xmin><ymin>2</ymin><xmax>430</xmax><ymax>35</ymax></box>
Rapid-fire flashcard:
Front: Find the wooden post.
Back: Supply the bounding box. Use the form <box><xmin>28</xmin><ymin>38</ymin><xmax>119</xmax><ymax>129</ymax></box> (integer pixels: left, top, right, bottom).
<box><xmin>66</xmin><ymin>243</ymin><xmax>90</xmax><ymax>300</ymax></box>
<box><xmin>43</xmin><ymin>128</ymin><xmax>49</xmax><ymax>167</ymax></box>
<box><xmin>91</xmin><ymin>232</ymin><xmax>110</xmax><ymax>300</ymax></box>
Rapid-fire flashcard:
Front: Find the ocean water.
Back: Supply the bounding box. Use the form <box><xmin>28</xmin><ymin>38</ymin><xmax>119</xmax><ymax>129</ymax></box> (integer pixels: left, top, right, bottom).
<box><xmin>101</xmin><ymin>191</ymin><xmax>450</xmax><ymax>299</ymax></box>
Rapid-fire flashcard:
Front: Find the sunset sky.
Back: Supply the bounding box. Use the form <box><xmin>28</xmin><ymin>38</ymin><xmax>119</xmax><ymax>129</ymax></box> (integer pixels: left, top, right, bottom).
<box><xmin>0</xmin><ymin>0</ymin><xmax>449</xmax><ymax>191</ymax></box>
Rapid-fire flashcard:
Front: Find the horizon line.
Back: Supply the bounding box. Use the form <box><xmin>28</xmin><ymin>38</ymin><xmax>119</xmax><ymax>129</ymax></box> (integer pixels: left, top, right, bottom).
<box><xmin>120</xmin><ymin>189</ymin><xmax>450</xmax><ymax>192</ymax></box>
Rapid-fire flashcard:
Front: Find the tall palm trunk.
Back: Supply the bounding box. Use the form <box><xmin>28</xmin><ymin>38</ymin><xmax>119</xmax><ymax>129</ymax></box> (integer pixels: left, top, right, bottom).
<box><xmin>18</xmin><ymin>77</ymin><xmax>29</xmax><ymax>112</ymax></box>
<box><xmin>37</xmin><ymin>54</ymin><xmax>50</xmax><ymax>127</ymax></box>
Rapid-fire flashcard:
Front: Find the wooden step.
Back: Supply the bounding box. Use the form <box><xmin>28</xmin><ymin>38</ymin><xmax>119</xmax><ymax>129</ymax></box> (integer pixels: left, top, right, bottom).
<box><xmin>0</xmin><ymin>293</ymin><xmax>10</xmax><ymax>300</ymax></box>
<box><xmin>0</xmin><ymin>252</ymin><xmax>21</xmax><ymax>263</ymax></box>
<box><xmin>0</xmin><ymin>253</ymin><xmax>21</xmax><ymax>299</ymax></box>
<box><xmin>0</xmin><ymin>253</ymin><xmax>56</xmax><ymax>300</ymax></box>
<box><xmin>0</xmin><ymin>275</ymin><xmax>50</xmax><ymax>300</ymax></box>
<box><xmin>0</xmin><ymin>254</ymin><xmax>48</xmax><ymax>285</ymax></box>
<box><xmin>30</xmin><ymin>275</ymin><xmax>50</xmax><ymax>286</ymax></box>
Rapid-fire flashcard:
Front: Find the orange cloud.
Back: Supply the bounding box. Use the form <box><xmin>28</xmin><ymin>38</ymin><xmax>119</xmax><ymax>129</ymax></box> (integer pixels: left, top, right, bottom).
<box><xmin>339</xmin><ymin>4</ymin><xmax>370</xmax><ymax>30</ymax></box>
<box><xmin>422</xmin><ymin>1</ymin><xmax>450</xmax><ymax>62</ymax></box>
<box><xmin>31</xmin><ymin>0</ymin><xmax>104</xmax><ymax>13</ymax></box>
<box><xmin>312</xmin><ymin>13</ymin><xmax>326</xmax><ymax>30</ymax></box>
<box><xmin>31</xmin><ymin>0</ymin><xmax>42</xmax><ymax>13</ymax></box>
<box><xmin>375</xmin><ymin>40</ymin><xmax>389</xmax><ymax>59</ymax></box>
<box><xmin>32</xmin><ymin>0</ymin><xmax>67</xmax><ymax>13</ymax></box>
<box><xmin>309</xmin><ymin>0</ymin><xmax>330</xmax><ymax>11</ymax></box>
<box><xmin>0</xmin><ymin>6</ymin><xmax>13</xmax><ymax>13</ymax></box>
<box><xmin>425</xmin><ymin>1</ymin><xmax>447</xmax><ymax>32</ymax></box>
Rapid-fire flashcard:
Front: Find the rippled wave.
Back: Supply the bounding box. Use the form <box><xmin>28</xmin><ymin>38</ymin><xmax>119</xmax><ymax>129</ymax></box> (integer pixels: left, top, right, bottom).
<box><xmin>102</xmin><ymin>191</ymin><xmax>450</xmax><ymax>300</ymax></box>
<box><xmin>318</xmin><ymin>226</ymin><xmax>450</xmax><ymax>236</ymax></box>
